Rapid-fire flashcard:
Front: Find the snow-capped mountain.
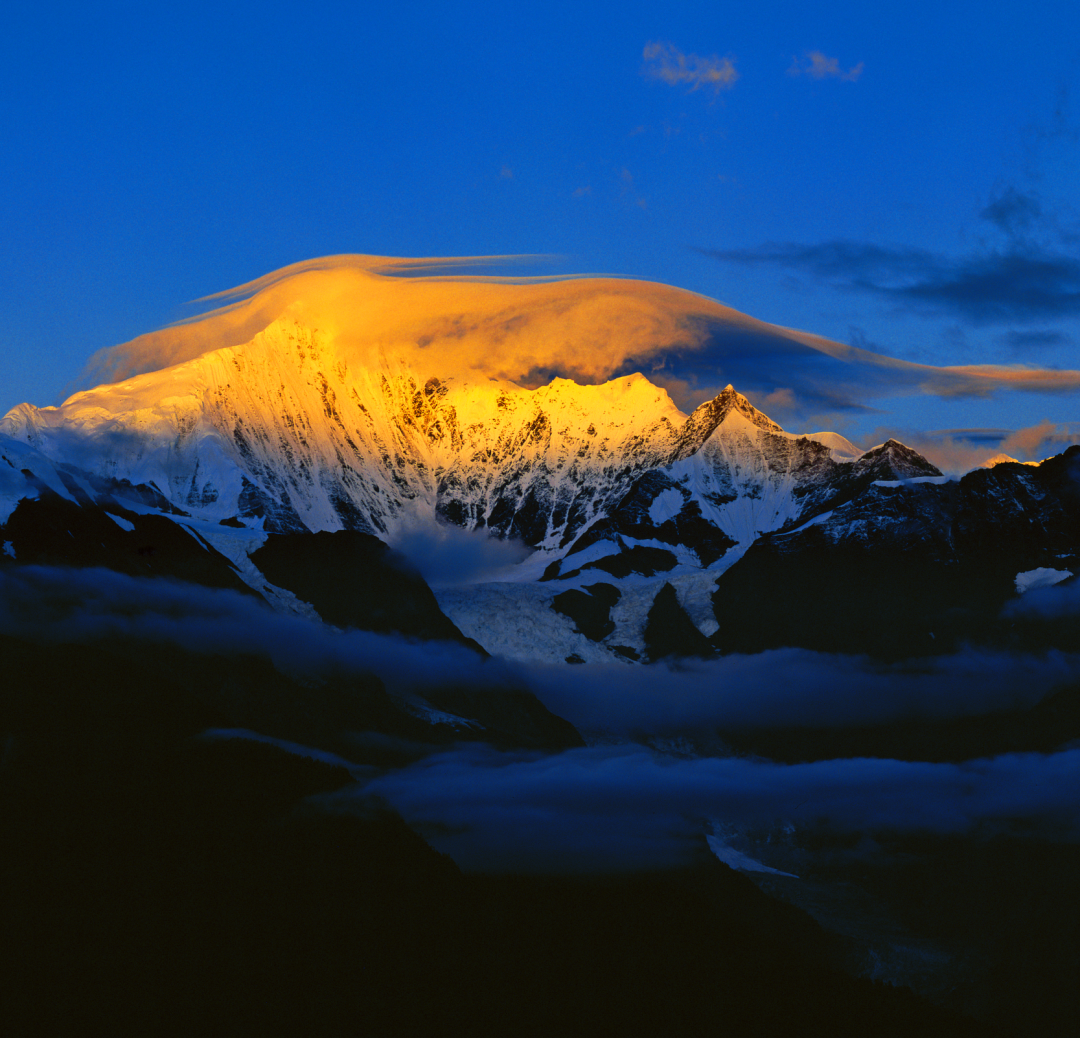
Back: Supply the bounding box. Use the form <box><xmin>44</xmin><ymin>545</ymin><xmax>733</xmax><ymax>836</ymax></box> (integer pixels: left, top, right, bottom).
<box><xmin>2</xmin><ymin>271</ymin><xmax>1076</xmax><ymax>666</ymax></box>
<box><xmin>0</xmin><ymin>315</ymin><xmax>932</xmax><ymax>572</ymax></box>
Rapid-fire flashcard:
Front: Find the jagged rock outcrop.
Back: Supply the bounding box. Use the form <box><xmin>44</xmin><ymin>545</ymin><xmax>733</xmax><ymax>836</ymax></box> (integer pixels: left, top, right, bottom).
<box><xmin>710</xmin><ymin>445</ymin><xmax>1080</xmax><ymax>658</ymax></box>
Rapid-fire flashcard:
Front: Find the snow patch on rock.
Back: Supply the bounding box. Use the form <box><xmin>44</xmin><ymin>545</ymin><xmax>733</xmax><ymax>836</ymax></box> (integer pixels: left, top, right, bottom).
<box><xmin>104</xmin><ymin>512</ymin><xmax>136</xmax><ymax>532</ymax></box>
<box><xmin>1015</xmin><ymin>567</ymin><xmax>1073</xmax><ymax>594</ymax></box>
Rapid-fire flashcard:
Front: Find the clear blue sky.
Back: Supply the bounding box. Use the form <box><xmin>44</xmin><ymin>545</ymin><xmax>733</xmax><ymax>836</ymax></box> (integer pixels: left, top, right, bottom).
<box><xmin>3</xmin><ymin>1</ymin><xmax>1079</xmax><ymax>459</ymax></box>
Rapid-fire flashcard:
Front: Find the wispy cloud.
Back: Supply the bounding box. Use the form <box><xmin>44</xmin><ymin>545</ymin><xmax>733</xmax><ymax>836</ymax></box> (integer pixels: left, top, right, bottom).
<box><xmin>787</xmin><ymin>51</ymin><xmax>863</xmax><ymax>82</ymax></box>
<box><xmin>1000</xmin><ymin>328</ymin><xmax>1071</xmax><ymax>351</ymax></box>
<box><xmin>1001</xmin><ymin>419</ymin><xmax>1080</xmax><ymax>459</ymax></box>
<box><xmin>642</xmin><ymin>41</ymin><xmax>738</xmax><ymax>94</ymax></box>
<box><xmin>980</xmin><ymin>186</ymin><xmax>1042</xmax><ymax>238</ymax></box>
<box><xmin>698</xmin><ymin>240</ymin><xmax>1080</xmax><ymax>324</ymax></box>
<box><xmin>700</xmin><ymin>176</ymin><xmax>1080</xmax><ymax>331</ymax></box>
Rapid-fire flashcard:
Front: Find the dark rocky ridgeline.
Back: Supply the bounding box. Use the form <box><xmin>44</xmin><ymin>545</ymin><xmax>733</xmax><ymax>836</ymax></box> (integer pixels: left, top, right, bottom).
<box><xmin>250</xmin><ymin>529</ymin><xmax>485</xmax><ymax>649</ymax></box>
<box><xmin>797</xmin><ymin>829</ymin><xmax>1080</xmax><ymax>1038</ymax></box>
<box><xmin>710</xmin><ymin>446</ymin><xmax>1080</xmax><ymax>659</ymax></box>
<box><xmin>0</xmin><ymin>485</ymin><xmax>580</xmax><ymax>753</ymax></box>
<box><xmin>559</xmin><ymin>470</ymin><xmax>739</xmax><ymax>570</ymax></box>
<box><xmin>248</xmin><ymin>532</ymin><xmax>586</xmax><ymax>748</ymax></box>
<box><xmin>0</xmin><ymin>489</ymin><xmax>254</xmax><ymax>596</ymax></box>
<box><xmin>0</xmin><ymin>660</ymin><xmax>995</xmax><ymax>1038</ymax></box>
<box><xmin>543</xmin><ymin>538</ymin><xmax>681</xmax><ymax>581</ymax></box>
<box><xmin>540</xmin><ymin>435</ymin><xmax>943</xmax><ymax>585</ymax></box>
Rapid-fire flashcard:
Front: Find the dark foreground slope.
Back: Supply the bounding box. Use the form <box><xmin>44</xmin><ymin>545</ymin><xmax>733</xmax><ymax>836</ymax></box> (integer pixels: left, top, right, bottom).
<box><xmin>0</xmin><ymin>651</ymin><xmax>993</xmax><ymax>1038</ymax></box>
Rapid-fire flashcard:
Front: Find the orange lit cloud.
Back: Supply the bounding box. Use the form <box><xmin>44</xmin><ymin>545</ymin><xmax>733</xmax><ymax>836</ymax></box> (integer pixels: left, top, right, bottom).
<box><xmin>937</xmin><ymin>363</ymin><xmax>1080</xmax><ymax>396</ymax></box>
<box><xmin>70</xmin><ymin>256</ymin><xmax>1080</xmax><ymax>422</ymax></box>
<box><xmin>642</xmin><ymin>41</ymin><xmax>738</xmax><ymax>94</ymax></box>
<box><xmin>74</xmin><ymin>256</ymin><xmax>733</xmax><ymax>396</ymax></box>
<box><xmin>1001</xmin><ymin>419</ymin><xmax>1080</xmax><ymax>459</ymax></box>
<box><xmin>787</xmin><ymin>51</ymin><xmax>863</xmax><ymax>82</ymax></box>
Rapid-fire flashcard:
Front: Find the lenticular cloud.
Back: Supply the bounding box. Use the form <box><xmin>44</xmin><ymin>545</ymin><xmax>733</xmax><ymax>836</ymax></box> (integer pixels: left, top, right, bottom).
<box><xmin>67</xmin><ymin>255</ymin><xmax>1080</xmax><ymax>423</ymax></box>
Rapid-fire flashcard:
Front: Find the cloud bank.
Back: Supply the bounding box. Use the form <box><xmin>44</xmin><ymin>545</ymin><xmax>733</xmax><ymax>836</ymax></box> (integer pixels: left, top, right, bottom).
<box><xmin>6</xmin><ymin>563</ymin><xmax>1079</xmax><ymax>740</ymax></box>
<box><xmin>0</xmin><ymin>564</ymin><xmax>515</xmax><ymax>697</ymax></box>
<box><xmin>5</xmin><ymin>563</ymin><xmax>1080</xmax><ymax>875</ymax></box>
<box><xmin>388</xmin><ymin>522</ymin><xmax>534</xmax><ymax>587</ymax></box>
<box><xmin>528</xmin><ymin>648</ymin><xmax>1080</xmax><ymax>734</ymax></box>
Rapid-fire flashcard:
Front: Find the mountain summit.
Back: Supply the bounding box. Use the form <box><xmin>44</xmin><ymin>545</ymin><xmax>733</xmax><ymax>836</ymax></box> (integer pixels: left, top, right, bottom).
<box><xmin>1</xmin><ymin>313</ymin><xmax>907</xmax><ymax>566</ymax></box>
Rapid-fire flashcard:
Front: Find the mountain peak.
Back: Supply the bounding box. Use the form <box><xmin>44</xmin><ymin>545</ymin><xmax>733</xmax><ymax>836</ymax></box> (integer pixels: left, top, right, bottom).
<box><xmin>673</xmin><ymin>385</ymin><xmax>782</xmax><ymax>459</ymax></box>
<box><xmin>856</xmin><ymin>439</ymin><xmax>942</xmax><ymax>480</ymax></box>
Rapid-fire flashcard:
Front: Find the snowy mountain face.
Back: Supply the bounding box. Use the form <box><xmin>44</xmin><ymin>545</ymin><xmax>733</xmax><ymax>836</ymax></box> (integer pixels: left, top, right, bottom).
<box><xmin>7</xmin><ymin>298</ymin><xmax>1073</xmax><ymax>666</ymax></box>
<box><xmin>3</xmin><ymin>320</ymin><xmax>685</xmax><ymax>544</ymax></box>
<box><xmin>0</xmin><ymin>316</ymin><xmax>921</xmax><ymax>573</ymax></box>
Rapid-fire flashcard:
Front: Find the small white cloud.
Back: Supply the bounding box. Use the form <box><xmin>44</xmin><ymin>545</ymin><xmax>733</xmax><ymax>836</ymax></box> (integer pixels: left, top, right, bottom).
<box><xmin>643</xmin><ymin>41</ymin><xmax>738</xmax><ymax>94</ymax></box>
<box><xmin>788</xmin><ymin>51</ymin><xmax>863</xmax><ymax>82</ymax></box>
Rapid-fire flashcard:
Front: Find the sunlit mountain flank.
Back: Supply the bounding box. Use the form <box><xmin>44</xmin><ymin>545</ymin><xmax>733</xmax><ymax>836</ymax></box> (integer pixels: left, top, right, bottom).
<box><xmin>2</xmin><ymin>258</ymin><xmax>1079</xmax><ymax>1038</ymax></box>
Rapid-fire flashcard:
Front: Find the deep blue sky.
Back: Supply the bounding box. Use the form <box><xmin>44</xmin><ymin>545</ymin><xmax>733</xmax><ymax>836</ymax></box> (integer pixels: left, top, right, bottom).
<box><xmin>3</xmin><ymin>1</ymin><xmax>1079</xmax><ymax>458</ymax></box>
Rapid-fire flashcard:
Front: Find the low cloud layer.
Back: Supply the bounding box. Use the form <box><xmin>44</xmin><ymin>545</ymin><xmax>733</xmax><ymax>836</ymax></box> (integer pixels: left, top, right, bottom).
<box><xmin>1004</xmin><ymin>574</ymin><xmax>1080</xmax><ymax>620</ymax></box>
<box><xmin>527</xmin><ymin>647</ymin><xmax>1080</xmax><ymax>734</ymax></box>
<box><xmin>5</xmin><ymin>563</ymin><xmax>1080</xmax><ymax>875</ymax></box>
<box><xmin>4</xmin><ymin>564</ymin><xmax>1079</xmax><ymax>734</ymax></box>
<box><xmin>388</xmin><ymin>522</ymin><xmax>534</xmax><ymax>587</ymax></box>
<box><xmin>6</xmin><ymin>555</ymin><xmax>1080</xmax><ymax>747</ymax></box>
<box><xmin>358</xmin><ymin>742</ymin><xmax>1080</xmax><ymax>872</ymax></box>
<box><xmin>0</xmin><ymin>564</ymin><xmax>514</xmax><ymax>697</ymax></box>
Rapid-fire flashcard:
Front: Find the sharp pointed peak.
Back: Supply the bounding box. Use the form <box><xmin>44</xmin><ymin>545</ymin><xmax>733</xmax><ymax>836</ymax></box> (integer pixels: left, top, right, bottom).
<box><xmin>669</xmin><ymin>385</ymin><xmax>783</xmax><ymax>460</ymax></box>
<box><xmin>694</xmin><ymin>384</ymin><xmax>782</xmax><ymax>431</ymax></box>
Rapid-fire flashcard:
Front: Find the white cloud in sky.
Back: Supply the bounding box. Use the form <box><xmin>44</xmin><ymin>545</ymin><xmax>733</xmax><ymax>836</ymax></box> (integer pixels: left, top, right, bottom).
<box><xmin>787</xmin><ymin>51</ymin><xmax>863</xmax><ymax>82</ymax></box>
<box><xmin>642</xmin><ymin>41</ymin><xmax>738</xmax><ymax>94</ymax></box>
